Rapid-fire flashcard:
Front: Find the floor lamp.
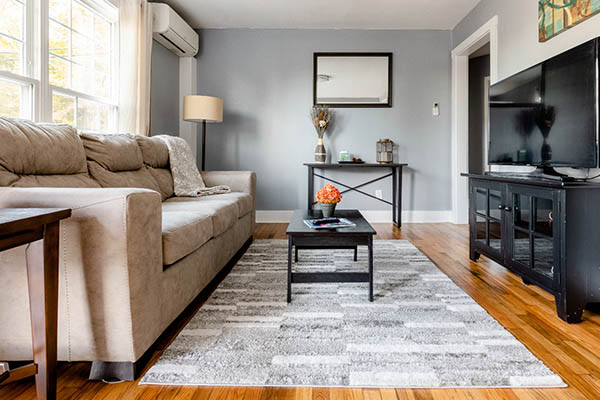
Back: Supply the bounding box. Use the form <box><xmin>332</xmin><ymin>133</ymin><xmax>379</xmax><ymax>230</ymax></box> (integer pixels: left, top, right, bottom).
<box><xmin>183</xmin><ymin>95</ymin><xmax>223</xmax><ymax>171</ymax></box>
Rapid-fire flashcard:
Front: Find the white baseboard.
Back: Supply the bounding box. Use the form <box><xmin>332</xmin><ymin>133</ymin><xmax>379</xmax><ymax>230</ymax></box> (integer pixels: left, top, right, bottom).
<box><xmin>256</xmin><ymin>210</ymin><xmax>452</xmax><ymax>224</ymax></box>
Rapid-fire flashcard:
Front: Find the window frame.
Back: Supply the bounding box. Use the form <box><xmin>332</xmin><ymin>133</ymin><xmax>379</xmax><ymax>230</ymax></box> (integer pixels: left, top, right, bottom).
<box><xmin>0</xmin><ymin>0</ymin><xmax>38</xmax><ymax>120</ymax></box>
<box><xmin>0</xmin><ymin>0</ymin><xmax>119</xmax><ymax>132</ymax></box>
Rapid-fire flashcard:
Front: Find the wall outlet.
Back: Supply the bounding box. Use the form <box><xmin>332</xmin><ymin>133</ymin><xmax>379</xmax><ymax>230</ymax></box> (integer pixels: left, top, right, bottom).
<box><xmin>375</xmin><ymin>190</ymin><xmax>383</xmax><ymax>199</ymax></box>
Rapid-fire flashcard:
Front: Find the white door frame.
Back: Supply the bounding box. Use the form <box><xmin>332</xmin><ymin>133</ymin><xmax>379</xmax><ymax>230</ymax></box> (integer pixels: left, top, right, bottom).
<box><xmin>483</xmin><ymin>75</ymin><xmax>490</xmax><ymax>172</ymax></box>
<box><xmin>451</xmin><ymin>15</ymin><xmax>499</xmax><ymax>224</ymax></box>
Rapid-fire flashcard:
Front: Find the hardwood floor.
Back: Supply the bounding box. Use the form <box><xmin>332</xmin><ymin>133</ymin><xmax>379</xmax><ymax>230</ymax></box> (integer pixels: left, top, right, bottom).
<box><xmin>2</xmin><ymin>223</ymin><xmax>600</xmax><ymax>399</ymax></box>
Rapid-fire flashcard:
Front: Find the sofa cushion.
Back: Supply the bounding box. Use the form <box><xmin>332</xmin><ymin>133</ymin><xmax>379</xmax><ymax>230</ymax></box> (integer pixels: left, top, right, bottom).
<box><xmin>163</xmin><ymin>196</ymin><xmax>240</xmax><ymax>237</ymax></box>
<box><xmin>0</xmin><ymin>118</ymin><xmax>87</xmax><ymax>175</ymax></box>
<box><xmin>162</xmin><ymin>211</ymin><xmax>213</xmax><ymax>265</ymax></box>
<box><xmin>81</xmin><ymin>133</ymin><xmax>143</xmax><ymax>172</ymax></box>
<box><xmin>203</xmin><ymin>192</ymin><xmax>253</xmax><ymax>217</ymax></box>
<box><xmin>147</xmin><ymin>167</ymin><xmax>174</xmax><ymax>200</ymax></box>
<box><xmin>88</xmin><ymin>161</ymin><xmax>162</xmax><ymax>194</ymax></box>
<box><xmin>135</xmin><ymin>136</ymin><xmax>169</xmax><ymax>168</ymax></box>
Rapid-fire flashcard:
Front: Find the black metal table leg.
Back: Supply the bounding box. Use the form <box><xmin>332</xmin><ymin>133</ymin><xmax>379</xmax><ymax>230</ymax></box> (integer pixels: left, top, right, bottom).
<box><xmin>307</xmin><ymin>166</ymin><xmax>314</xmax><ymax>211</ymax></box>
<box><xmin>392</xmin><ymin>167</ymin><xmax>397</xmax><ymax>226</ymax></box>
<box><xmin>368</xmin><ymin>236</ymin><xmax>373</xmax><ymax>301</ymax></box>
<box><xmin>354</xmin><ymin>246</ymin><xmax>358</xmax><ymax>261</ymax></box>
<box><xmin>398</xmin><ymin>166</ymin><xmax>403</xmax><ymax>227</ymax></box>
<box><xmin>392</xmin><ymin>166</ymin><xmax>402</xmax><ymax>228</ymax></box>
<box><xmin>295</xmin><ymin>246</ymin><xmax>298</xmax><ymax>262</ymax></box>
<box><xmin>287</xmin><ymin>236</ymin><xmax>292</xmax><ymax>303</ymax></box>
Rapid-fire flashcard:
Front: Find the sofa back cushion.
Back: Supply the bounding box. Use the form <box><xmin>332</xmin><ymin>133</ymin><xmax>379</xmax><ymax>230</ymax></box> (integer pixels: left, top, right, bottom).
<box><xmin>80</xmin><ymin>133</ymin><xmax>144</xmax><ymax>172</ymax></box>
<box><xmin>0</xmin><ymin>117</ymin><xmax>99</xmax><ymax>187</ymax></box>
<box><xmin>135</xmin><ymin>136</ymin><xmax>174</xmax><ymax>200</ymax></box>
<box><xmin>81</xmin><ymin>133</ymin><xmax>166</xmax><ymax>198</ymax></box>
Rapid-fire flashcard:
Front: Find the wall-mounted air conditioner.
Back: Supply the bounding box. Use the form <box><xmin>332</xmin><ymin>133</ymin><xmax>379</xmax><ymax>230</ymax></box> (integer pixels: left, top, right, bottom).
<box><xmin>151</xmin><ymin>3</ymin><xmax>199</xmax><ymax>57</ymax></box>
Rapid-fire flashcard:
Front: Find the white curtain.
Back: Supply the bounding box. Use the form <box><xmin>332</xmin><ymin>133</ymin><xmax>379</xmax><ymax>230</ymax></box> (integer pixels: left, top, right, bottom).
<box><xmin>118</xmin><ymin>0</ymin><xmax>153</xmax><ymax>136</ymax></box>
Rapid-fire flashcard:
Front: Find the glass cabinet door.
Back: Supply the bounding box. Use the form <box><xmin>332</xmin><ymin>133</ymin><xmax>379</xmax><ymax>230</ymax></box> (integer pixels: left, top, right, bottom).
<box><xmin>507</xmin><ymin>185</ymin><xmax>558</xmax><ymax>288</ymax></box>
<box><xmin>470</xmin><ymin>182</ymin><xmax>505</xmax><ymax>260</ymax></box>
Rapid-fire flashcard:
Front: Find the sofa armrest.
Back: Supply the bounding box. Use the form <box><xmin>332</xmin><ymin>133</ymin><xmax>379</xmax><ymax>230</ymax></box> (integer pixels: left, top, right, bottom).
<box><xmin>0</xmin><ymin>187</ymin><xmax>163</xmax><ymax>362</ymax></box>
<box><xmin>200</xmin><ymin>171</ymin><xmax>256</xmax><ymax>197</ymax></box>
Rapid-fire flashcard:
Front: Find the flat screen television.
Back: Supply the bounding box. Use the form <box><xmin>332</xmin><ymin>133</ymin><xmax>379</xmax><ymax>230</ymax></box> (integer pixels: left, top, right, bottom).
<box><xmin>488</xmin><ymin>38</ymin><xmax>599</xmax><ymax>174</ymax></box>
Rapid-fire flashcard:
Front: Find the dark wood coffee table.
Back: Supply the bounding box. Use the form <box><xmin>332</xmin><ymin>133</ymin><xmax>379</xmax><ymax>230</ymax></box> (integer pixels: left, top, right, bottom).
<box><xmin>286</xmin><ymin>209</ymin><xmax>376</xmax><ymax>302</ymax></box>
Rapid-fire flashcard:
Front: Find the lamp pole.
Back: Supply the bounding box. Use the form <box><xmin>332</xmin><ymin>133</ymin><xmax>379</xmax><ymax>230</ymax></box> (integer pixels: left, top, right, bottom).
<box><xmin>201</xmin><ymin>120</ymin><xmax>206</xmax><ymax>171</ymax></box>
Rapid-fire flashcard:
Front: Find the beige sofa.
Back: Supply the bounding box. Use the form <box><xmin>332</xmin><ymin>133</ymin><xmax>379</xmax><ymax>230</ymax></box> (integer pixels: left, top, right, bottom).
<box><xmin>0</xmin><ymin>118</ymin><xmax>255</xmax><ymax>380</ymax></box>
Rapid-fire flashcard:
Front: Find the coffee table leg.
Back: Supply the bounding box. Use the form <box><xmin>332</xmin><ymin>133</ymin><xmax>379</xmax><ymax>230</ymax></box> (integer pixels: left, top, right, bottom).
<box><xmin>354</xmin><ymin>246</ymin><xmax>358</xmax><ymax>262</ymax></box>
<box><xmin>287</xmin><ymin>236</ymin><xmax>292</xmax><ymax>303</ymax></box>
<box><xmin>25</xmin><ymin>222</ymin><xmax>60</xmax><ymax>400</ymax></box>
<box><xmin>368</xmin><ymin>236</ymin><xmax>373</xmax><ymax>302</ymax></box>
<box><xmin>295</xmin><ymin>246</ymin><xmax>298</xmax><ymax>262</ymax></box>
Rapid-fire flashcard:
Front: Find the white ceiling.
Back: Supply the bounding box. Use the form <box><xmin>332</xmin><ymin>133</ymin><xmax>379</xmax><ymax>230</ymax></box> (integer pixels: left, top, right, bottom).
<box><xmin>162</xmin><ymin>0</ymin><xmax>481</xmax><ymax>30</ymax></box>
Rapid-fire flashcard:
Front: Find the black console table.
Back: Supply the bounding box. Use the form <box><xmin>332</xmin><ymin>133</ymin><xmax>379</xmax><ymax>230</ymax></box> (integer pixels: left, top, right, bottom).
<box><xmin>305</xmin><ymin>163</ymin><xmax>407</xmax><ymax>227</ymax></box>
<box><xmin>462</xmin><ymin>173</ymin><xmax>600</xmax><ymax>323</ymax></box>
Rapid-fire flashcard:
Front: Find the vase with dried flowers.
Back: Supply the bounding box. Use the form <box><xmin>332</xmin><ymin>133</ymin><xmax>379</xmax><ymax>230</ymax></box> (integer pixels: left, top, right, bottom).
<box><xmin>316</xmin><ymin>184</ymin><xmax>342</xmax><ymax>218</ymax></box>
<box><xmin>311</xmin><ymin>106</ymin><xmax>333</xmax><ymax>163</ymax></box>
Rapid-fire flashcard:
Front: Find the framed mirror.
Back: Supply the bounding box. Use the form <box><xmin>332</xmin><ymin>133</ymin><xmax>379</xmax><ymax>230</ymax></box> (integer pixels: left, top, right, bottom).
<box><xmin>313</xmin><ymin>52</ymin><xmax>392</xmax><ymax>108</ymax></box>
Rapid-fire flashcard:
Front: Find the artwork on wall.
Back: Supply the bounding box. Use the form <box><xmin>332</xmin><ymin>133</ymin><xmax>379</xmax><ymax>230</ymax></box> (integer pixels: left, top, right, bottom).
<box><xmin>539</xmin><ymin>0</ymin><xmax>600</xmax><ymax>42</ymax></box>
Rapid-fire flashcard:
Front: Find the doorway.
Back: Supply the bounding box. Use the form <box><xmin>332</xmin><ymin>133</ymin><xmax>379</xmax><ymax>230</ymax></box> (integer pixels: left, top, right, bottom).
<box><xmin>451</xmin><ymin>16</ymin><xmax>498</xmax><ymax>224</ymax></box>
<box><xmin>468</xmin><ymin>44</ymin><xmax>490</xmax><ymax>175</ymax></box>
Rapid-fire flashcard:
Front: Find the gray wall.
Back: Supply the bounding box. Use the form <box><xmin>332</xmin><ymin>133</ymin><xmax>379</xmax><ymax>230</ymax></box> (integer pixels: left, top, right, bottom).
<box><xmin>468</xmin><ymin>54</ymin><xmax>489</xmax><ymax>175</ymax></box>
<box><xmin>195</xmin><ymin>29</ymin><xmax>452</xmax><ymax>212</ymax></box>
<box><xmin>151</xmin><ymin>42</ymin><xmax>180</xmax><ymax>136</ymax></box>
<box><xmin>453</xmin><ymin>0</ymin><xmax>600</xmax><ymax>82</ymax></box>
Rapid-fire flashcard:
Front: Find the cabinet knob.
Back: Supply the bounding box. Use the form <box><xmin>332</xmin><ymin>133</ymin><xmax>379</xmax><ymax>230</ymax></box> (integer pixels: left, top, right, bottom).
<box><xmin>504</xmin><ymin>206</ymin><xmax>512</xmax><ymax>212</ymax></box>
<box><xmin>497</xmin><ymin>204</ymin><xmax>503</xmax><ymax>210</ymax></box>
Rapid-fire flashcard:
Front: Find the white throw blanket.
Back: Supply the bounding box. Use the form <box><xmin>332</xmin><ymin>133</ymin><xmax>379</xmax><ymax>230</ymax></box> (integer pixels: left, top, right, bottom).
<box><xmin>156</xmin><ymin>135</ymin><xmax>230</xmax><ymax>197</ymax></box>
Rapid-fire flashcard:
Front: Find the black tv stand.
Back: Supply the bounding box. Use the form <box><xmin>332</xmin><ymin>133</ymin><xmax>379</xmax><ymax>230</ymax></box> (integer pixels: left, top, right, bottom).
<box><xmin>463</xmin><ymin>172</ymin><xmax>600</xmax><ymax>323</ymax></box>
<box><xmin>484</xmin><ymin>166</ymin><xmax>575</xmax><ymax>182</ymax></box>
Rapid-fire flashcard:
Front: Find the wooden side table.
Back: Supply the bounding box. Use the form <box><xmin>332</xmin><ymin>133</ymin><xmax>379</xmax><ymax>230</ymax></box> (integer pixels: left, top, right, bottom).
<box><xmin>0</xmin><ymin>208</ymin><xmax>71</xmax><ymax>400</ymax></box>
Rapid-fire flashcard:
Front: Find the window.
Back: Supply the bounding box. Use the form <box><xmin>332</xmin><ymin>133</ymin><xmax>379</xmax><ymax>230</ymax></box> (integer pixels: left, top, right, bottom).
<box><xmin>0</xmin><ymin>0</ymin><xmax>33</xmax><ymax>119</ymax></box>
<box><xmin>49</xmin><ymin>0</ymin><xmax>117</xmax><ymax>132</ymax></box>
<box><xmin>0</xmin><ymin>0</ymin><xmax>117</xmax><ymax>132</ymax></box>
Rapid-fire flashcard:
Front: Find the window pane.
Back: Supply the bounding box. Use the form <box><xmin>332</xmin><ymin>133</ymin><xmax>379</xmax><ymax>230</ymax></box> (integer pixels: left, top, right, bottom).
<box><xmin>0</xmin><ymin>78</ymin><xmax>30</xmax><ymax>119</ymax></box>
<box><xmin>94</xmin><ymin>44</ymin><xmax>110</xmax><ymax>75</ymax></box>
<box><xmin>77</xmin><ymin>98</ymin><xmax>109</xmax><ymax>132</ymax></box>
<box><xmin>52</xmin><ymin>92</ymin><xmax>75</xmax><ymax>125</ymax></box>
<box><xmin>0</xmin><ymin>0</ymin><xmax>24</xmax><ymax>40</ymax></box>
<box><xmin>73</xmin><ymin>1</ymin><xmax>93</xmax><ymax>37</ymax></box>
<box><xmin>94</xmin><ymin>72</ymin><xmax>109</xmax><ymax>98</ymax></box>
<box><xmin>49</xmin><ymin>0</ymin><xmax>70</xmax><ymax>26</ymax></box>
<box><xmin>49</xmin><ymin>54</ymin><xmax>69</xmax><ymax>87</ymax></box>
<box><xmin>94</xmin><ymin>15</ymin><xmax>110</xmax><ymax>42</ymax></box>
<box><xmin>0</xmin><ymin>34</ymin><xmax>22</xmax><ymax>74</ymax></box>
<box><xmin>72</xmin><ymin>61</ymin><xmax>91</xmax><ymax>94</ymax></box>
<box><xmin>49</xmin><ymin>20</ymin><xmax>69</xmax><ymax>57</ymax></box>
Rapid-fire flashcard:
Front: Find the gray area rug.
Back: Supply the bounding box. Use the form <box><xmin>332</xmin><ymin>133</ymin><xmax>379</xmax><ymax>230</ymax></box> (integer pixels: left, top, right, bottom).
<box><xmin>141</xmin><ymin>239</ymin><xmax>565</xmax><ymax>388</ymax></box>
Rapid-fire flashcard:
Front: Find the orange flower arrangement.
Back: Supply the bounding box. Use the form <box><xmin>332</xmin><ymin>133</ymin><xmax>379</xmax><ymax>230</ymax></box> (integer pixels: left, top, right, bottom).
<box><xmin>316</xmin><ymin>184</ymin><xmax>342</xmax><ymax>204</ymax></box>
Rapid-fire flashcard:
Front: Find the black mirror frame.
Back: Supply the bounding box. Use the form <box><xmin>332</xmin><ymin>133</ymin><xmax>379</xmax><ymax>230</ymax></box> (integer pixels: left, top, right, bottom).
<box><xmin>313</xmin><ymin>52</ymin><xmax>393</xmax><ymax>108</ymax></box>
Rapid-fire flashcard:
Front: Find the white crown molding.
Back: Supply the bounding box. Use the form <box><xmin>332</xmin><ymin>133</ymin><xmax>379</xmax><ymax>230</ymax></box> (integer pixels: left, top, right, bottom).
<box><xmin>256</xmin><ymin>210</ymin><xmax>452</xmax><ymax>224</ymax></box>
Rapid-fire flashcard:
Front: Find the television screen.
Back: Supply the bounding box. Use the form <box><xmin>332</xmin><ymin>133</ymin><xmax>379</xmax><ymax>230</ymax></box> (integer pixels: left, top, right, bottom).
<box><xmin>488</xmin><ymin>39</ymin><xmax>598</xmax><ymax>168</ymax></box>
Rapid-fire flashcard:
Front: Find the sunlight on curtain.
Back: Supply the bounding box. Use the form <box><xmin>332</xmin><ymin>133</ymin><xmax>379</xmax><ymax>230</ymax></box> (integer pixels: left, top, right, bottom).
<box><xmin>118</xmin><ymin>0</ymin><xmax>152</xmax><ymax>136</ymax></box>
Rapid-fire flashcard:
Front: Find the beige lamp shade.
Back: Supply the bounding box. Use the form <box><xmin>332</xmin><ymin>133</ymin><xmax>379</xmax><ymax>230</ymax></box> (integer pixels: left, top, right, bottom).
<box><xmin>183</xmin><ymin>95</ymin><xmax>223</xmax><ymax>123</ymax></box>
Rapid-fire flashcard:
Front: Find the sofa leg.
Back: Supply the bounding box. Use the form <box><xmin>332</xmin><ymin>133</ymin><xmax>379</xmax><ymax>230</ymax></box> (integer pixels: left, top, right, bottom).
<box><xmin>89</xmin><ymin>361</ymin><xmax>137</xmax><ymax>382</ymax></box>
